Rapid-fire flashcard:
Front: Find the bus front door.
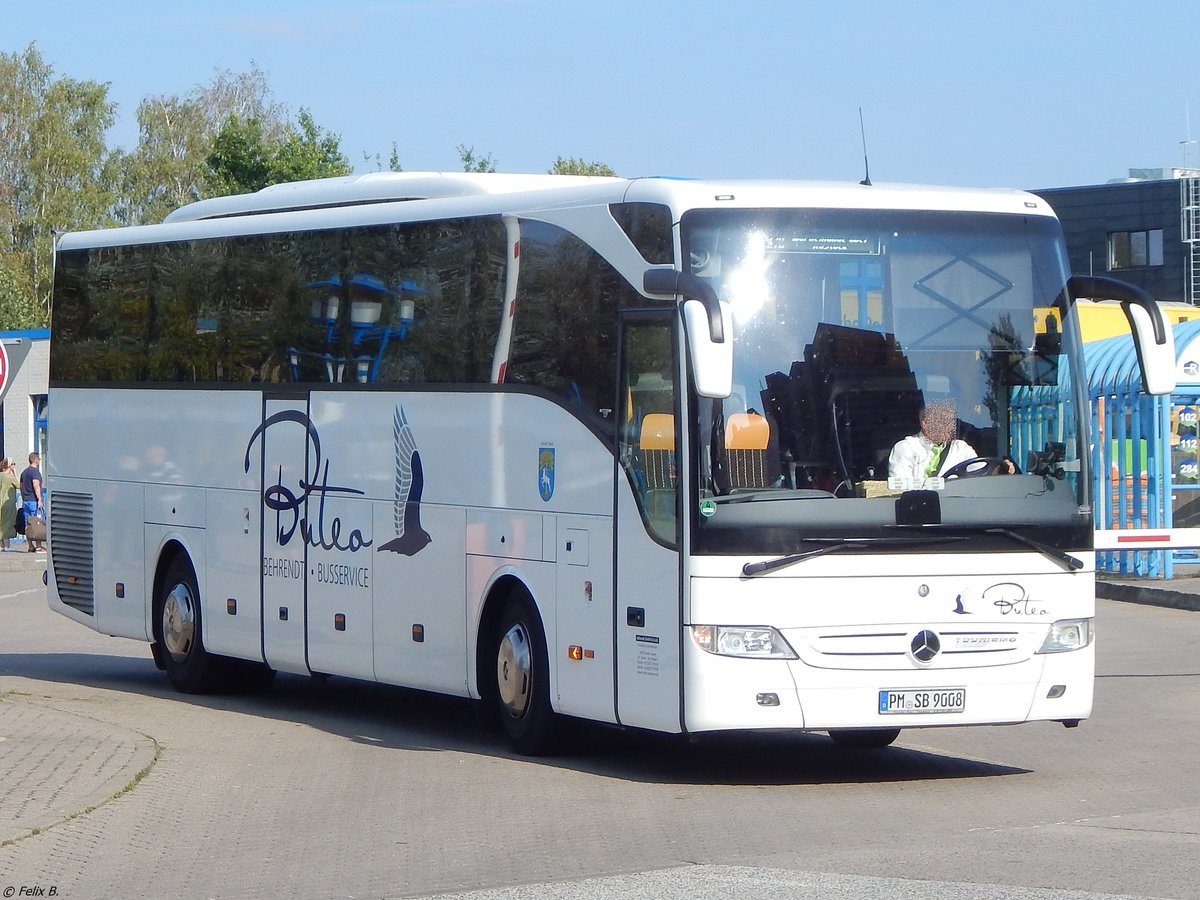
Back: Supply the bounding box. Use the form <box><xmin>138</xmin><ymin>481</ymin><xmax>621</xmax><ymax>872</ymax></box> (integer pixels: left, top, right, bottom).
<box><xmin>254</xmin><ymin>396</ymin><xmax>313</xmax><ymax>675</ymax></box>
<box><xmin>614</xmin><ymin>313</ymin><xmax>683</xmax><ymax>733</ymax></box>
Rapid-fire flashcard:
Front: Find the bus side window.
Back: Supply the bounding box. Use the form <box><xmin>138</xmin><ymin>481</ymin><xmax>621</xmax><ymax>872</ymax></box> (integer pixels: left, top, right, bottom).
<box><xmin>637</xmin><ymin>413</ymin><xmax>677</xmax><ymax>540</ymax></box>
<box><xmin>619</xmin><ymin>320</ymin><xmax>678</xmax><ymax>546</ymax></box>
<box><xmin>508</xmin><ymin>220</ymin><xmax>668</xmax><ymax>429</ymax></box>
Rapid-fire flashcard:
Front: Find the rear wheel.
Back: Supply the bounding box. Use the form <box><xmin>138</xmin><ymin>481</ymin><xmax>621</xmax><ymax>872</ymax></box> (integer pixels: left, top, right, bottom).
<box><xmin>828</xmin><ymin>728</ymin><xmax>901</xmax><ymax>749</ymax></box>
<box><xmin>494</xmin><ymin>595</ymin><xmax>558</xmax><ymax>755</ymax></box>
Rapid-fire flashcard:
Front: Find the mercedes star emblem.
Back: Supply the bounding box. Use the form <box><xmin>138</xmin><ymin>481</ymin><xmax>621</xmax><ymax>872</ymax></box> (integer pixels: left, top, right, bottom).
<box><xmin>911</xmin><ymin>629</ymin><xmax>941</xmax><ymax>662</ymax></box>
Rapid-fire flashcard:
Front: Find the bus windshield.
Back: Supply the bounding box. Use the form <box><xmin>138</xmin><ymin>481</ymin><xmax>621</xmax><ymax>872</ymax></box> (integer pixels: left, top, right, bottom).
<box><xmin>682</xmin><ymin>207</ymin><xmax>1090</xmax><ymax>555</ymax></box>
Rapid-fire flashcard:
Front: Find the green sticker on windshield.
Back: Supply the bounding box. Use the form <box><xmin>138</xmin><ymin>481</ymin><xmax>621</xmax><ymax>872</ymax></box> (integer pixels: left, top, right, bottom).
<box><xmin>699</xmin><ymin>499</ymin><xmax>717</xmax><ymax>518</ymax></box>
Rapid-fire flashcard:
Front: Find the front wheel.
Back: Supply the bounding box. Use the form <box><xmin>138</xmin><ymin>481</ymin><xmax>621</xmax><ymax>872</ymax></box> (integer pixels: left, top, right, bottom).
<box><xmin>494</xmin><ymin>595</ymin><xmax>559</xmax><ymax>755</ymax></box>
<box><xmin>154</xmin><ymin>555</ymin><xmax>227</xmax><ymax>693</ymax></box>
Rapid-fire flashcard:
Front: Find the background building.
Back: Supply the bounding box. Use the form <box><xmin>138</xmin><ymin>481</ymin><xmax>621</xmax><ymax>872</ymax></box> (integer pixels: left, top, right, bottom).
<box><xmin>0</xmin><ymin>328</ymin><xmax>50</xmax><ymax>466</ymax></box>
<box><xmin>1034</xmin><ymin>164</ymin><xmax>1200</xmax><ymax>308</ymax></box>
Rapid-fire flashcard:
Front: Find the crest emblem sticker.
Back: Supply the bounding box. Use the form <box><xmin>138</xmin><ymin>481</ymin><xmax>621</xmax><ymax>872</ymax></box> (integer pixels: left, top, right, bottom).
<box><xmin>538</xmin><ymin>447</ymin><xmax>555</xmax><ymax>501</ymax></box>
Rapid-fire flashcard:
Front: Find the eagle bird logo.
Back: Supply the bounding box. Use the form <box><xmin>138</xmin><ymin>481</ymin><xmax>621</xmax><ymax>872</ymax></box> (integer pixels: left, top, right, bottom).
<box><xmin>378</xmin><ymin>406</ymin><xmax>432</xmax><ymax>555</ymax></box>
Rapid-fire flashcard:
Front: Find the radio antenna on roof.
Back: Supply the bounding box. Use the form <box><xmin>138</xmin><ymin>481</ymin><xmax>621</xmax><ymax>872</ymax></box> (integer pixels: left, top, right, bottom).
<box><xmin>858</xmin><ymin>107</ymin><xmax>872</xmax><ymax>186</ymax></box>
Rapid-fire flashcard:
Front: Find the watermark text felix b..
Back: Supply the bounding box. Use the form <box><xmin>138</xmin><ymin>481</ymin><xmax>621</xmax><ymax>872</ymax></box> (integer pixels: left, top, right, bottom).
<box><xmin>4</xmin><ymin>887</ymin><xmax>58</xmax><ymax>897</ymax></box>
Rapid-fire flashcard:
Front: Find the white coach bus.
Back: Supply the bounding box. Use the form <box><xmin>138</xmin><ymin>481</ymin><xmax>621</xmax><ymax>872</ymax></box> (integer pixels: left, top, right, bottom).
<box><xmin>46</xmin><ymin>172</ymin><xmax>1174</xmax><ymax>754</ymax></box>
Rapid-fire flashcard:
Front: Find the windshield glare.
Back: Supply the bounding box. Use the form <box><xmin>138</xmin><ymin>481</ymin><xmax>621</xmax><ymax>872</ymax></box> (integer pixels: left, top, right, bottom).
<box><xmin>681</xmin><ymin>208</ymin><xmax>1089</xmax><ymax>553</ymax></box>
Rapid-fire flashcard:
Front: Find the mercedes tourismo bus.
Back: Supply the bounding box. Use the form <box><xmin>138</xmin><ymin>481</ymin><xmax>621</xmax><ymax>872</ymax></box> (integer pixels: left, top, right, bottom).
<box><xmin>45</xmin><ymin>173</ymin><xmax>1174</xmax><ymax>754</ymax></box>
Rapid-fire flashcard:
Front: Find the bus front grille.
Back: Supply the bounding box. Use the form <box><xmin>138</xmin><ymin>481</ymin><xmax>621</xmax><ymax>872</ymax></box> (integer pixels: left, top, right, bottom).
<box><xmin>792</xmin><ymin>625</ymin><xmax>1037</xmax><ymax>669</ymax></box>
<box><xmin>49</xmin><ymin>491</ymin><xmax>95</xmax><ymax>616</ymax></box>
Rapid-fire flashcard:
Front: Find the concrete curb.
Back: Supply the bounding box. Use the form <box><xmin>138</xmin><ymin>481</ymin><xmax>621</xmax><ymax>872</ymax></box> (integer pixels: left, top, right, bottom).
<box><xmin>1096</xmin><ymin>578</ymin><xmax>1200</xmax><ymax>612</ymax></box>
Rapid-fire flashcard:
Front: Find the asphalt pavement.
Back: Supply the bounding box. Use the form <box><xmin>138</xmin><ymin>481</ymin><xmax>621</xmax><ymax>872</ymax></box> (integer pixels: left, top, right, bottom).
<box><xmin>0</xmin><ymin>542</ymin><xmax>47</xmax><ymax>574</ymax></box>
<box><xmin>2</xmin><ymin>548</ymin><xmax>1197</xmax><ymax>887</ymax></box>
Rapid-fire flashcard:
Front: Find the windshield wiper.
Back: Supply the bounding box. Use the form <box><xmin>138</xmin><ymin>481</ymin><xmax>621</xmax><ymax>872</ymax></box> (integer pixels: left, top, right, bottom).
<box><xmin>742</xmin><ymin>535</ymin><xmax>967</xmax><ymax>577</ymax></box>
<box><xmin>986</xmin><ymin>527</ymin><xmax>1084</xmax><ymax>572</ymax></box>
<box><xmin>884</xmin><ymin>523</ymin><xmax>1086</xmax><ymax>572</ymax></box>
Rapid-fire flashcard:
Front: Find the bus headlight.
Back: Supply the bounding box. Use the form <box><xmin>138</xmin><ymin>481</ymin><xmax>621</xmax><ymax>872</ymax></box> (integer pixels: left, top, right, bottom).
<box><xmin>1037</xmin><ymin>618</ymin><xmax>1094</xmax><ymax>653</ymax></box>
<box><xmin>691</xmin><ymin>625</ymin><xmax>798</xmax><ymax>659</ymax></box>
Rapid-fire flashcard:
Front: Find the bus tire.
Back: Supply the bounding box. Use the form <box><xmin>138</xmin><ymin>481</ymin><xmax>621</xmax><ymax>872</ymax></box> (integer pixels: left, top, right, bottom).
<box><xmin>828</xmin><ymin>728</ymin><xmax>901</xmax><ymax>749</ymax></box>
<box><xmin>494</xmin><ymin>594</ymin><xmax>558</xmax><ymax>756</ymax></box>
<box><xmin>154</xmin><ymin>554</ymin><xmax>226</xmax><ymax>694</ymax></box>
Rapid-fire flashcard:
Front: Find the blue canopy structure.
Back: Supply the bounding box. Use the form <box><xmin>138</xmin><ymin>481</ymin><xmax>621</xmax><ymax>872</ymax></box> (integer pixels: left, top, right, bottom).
<box><xmin>1084</xmin><ymin>318</ymin><xmax>1200</xmax><ymax>577</ymax></box>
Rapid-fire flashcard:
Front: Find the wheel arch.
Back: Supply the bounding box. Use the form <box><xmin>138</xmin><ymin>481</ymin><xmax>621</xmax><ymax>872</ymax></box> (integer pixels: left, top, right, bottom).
<box><xmin>148</xmin><ymin>536</ymin><xmax>197</xmax><ymax>669</ymax></box>
<box><xmin>474</xmin><ymin>572</ymin><xmax>547</xmax><ymax>704</ymax></box>
<box><xmin>152</xmin><ymin>537</ymin><xmax>193</xmax><ymax>608</ymax></box>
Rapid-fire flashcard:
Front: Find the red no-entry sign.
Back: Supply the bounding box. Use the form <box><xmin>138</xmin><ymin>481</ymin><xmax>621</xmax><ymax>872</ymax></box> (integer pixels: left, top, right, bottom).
<box><xmin>0</xmin><ymin>339</ymin><xmax>32</xmax><ymax>406</ymax></box>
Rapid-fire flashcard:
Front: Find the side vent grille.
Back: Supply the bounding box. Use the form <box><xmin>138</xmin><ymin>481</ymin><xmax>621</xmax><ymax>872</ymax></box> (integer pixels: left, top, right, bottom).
<box><xmin>50</xmin><ymin>492</ymin><xmax>95</xmax><ymax>616</ymax></box>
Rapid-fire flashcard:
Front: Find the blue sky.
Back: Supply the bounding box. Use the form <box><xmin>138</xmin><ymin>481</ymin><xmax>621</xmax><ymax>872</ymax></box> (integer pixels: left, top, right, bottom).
<box><xmin>7</xmin><ymin>0</ymin><xmax>1198</xmax><ymax>189</ymax></box>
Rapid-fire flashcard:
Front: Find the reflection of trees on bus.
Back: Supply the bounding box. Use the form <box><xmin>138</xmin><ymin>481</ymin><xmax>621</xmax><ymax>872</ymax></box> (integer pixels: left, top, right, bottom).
<box><xmin>53</xmin><ymin>219</ymin><xmax>508</xmax><ymax>386</ymax></box>
<box><xmin>507</xmin><ymin>222</ymin><xmax>635</xmax><ymax>422</ymax></box>
<box><xmin>50</xmin><ymin>206</ymin><xmax>676</xmax><ymax>437</ymax></box>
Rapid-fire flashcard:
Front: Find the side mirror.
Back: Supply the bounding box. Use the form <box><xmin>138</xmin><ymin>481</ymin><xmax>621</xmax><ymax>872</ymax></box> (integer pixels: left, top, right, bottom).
<box><xmin>644</xmin><ymin>268</ymin><xmax>732</xmax><ymax>399</ymax></box>
<box><xmin>682</xmin><ymin>298</ymin><xmax>733</xmax><ymax>398</ymax></box>
<box><xmin>1068</xmin><ymin>275</ymin><xmax>1176</xmax><ymax>395</ymax></box>
<box><xmin>1126</xmin><ymin>301</ymin><xmax>1176</xmax><ymax>395</ymax></box>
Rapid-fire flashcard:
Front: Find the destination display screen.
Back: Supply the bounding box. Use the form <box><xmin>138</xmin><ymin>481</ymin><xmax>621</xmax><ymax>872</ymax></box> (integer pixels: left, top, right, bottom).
<box><xmin>763</xmin><ymin>233</ymin><xmax>881</xmax><ymax>254</ymax></box>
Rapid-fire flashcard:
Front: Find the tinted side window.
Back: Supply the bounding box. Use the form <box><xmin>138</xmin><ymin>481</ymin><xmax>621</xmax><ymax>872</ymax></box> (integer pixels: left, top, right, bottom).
<box><xmin>50</xmin><ymin>217</ymin><xmax>507</xmax><ymax>385</ymax></box>
<box><xmin>610</xmin><ymin>202</ymin><xmax>675</xmax><ymax>265</ymax></box>
<box><xmin>382</xmin><ymin>217</ymin><xmax>506</xmax><ymax>384</ymax></box>
<box><xmin>506</xmin><ymin>220</ymin><xmax>658</xmax><ymax>429</ymax></box>
<box><xmin>52</xmin><ymin>246</ymin><xmax>150</xmax><ymax>381</ymax></box>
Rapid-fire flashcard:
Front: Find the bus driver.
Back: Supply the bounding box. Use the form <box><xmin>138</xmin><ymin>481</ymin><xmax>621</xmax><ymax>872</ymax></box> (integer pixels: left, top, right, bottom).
<box><xmin>888</xmin><ymin>399</ymin><xmax>976</xmax><ymax>482</ymax></box>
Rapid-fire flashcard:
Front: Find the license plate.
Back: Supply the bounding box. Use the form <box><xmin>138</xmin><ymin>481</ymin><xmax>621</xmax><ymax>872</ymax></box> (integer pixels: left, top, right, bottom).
<box><xmin>878</xmin><ymin>687</ymin><xmax>966</xmax><ymax>715</ymax></box>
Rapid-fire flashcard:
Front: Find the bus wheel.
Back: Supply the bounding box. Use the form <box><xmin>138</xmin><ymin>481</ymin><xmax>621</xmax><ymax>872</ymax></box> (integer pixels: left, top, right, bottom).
<box><xmin>494</xmin><ymin>595</ymin><xmax>558</xmax><ymax>755</ymax></box>
<box><xmin>155</xmin><ymin>555</ymin><xmax>223</xmax><ymax>694</ymax></box>
<box><xmin>828</xmin><ymin>728</ymin><xmax>900</xmax><ymax>749</ymax></box>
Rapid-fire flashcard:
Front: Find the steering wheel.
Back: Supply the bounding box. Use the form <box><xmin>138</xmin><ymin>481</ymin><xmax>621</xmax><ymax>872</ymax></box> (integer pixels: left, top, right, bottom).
<box><xmin>942</xmin><ymin>456</ymin><xmax>999</xmax><ymax>479</ymax></box>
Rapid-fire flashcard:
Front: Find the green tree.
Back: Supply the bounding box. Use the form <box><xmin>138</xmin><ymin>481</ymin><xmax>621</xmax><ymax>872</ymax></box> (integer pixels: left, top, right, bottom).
<box><xmin>204</xmin><ymin>115</ymin><xmax>272</xmax><ymax>196</ymax></box>
<box><xmin>112</xmin><ymin>95</ymin><xmax>209</xmax><ymax>225</ymax></box>
<box><xmin>116</xmin><ymin>63</ymin><xmax>293</xmax><ymax>225</ymax></box>
<box><xmin>205</xmin><ymin>107</ymin><xmax>351</xmax><ymax>196</ymax></box>
<box><xmin>364</xmin><ymin>142</ymin><xmax>403</xmax><ymax>172</ymax></box>
<box><xmin>0</xmin><ymin>43</ymin><xmax>116</xmax><ymax>324</ymax></box>
<box><xmin>0</xmin><ymin>253</ymin><xmax>42</xmax><ymax>328</ymax></box>
<box><xmin>457</xmin><ymin>144</ymin><xmax>496</xmax><ymax>173</ymax></box>
<box><xmin>194</xmin><ymin>64</ymin><xmax>289</xmax><ymax>141</ymax></box>
<box><xmin>270</xmin><ymin>109</ymin><xmax>352</xmax><ymax>184</ymax></box>
<box><xmin>549</xmin><ymin>156</ymin><xmax>616</xmax><ymax>176</ymax></box>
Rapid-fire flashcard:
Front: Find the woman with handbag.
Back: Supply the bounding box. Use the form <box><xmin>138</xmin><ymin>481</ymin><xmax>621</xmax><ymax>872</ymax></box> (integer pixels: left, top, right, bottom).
<box><xmin>0</xmin><ymin>458</ymin><xmax>19</xmax><ymax>551</ymax></box>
